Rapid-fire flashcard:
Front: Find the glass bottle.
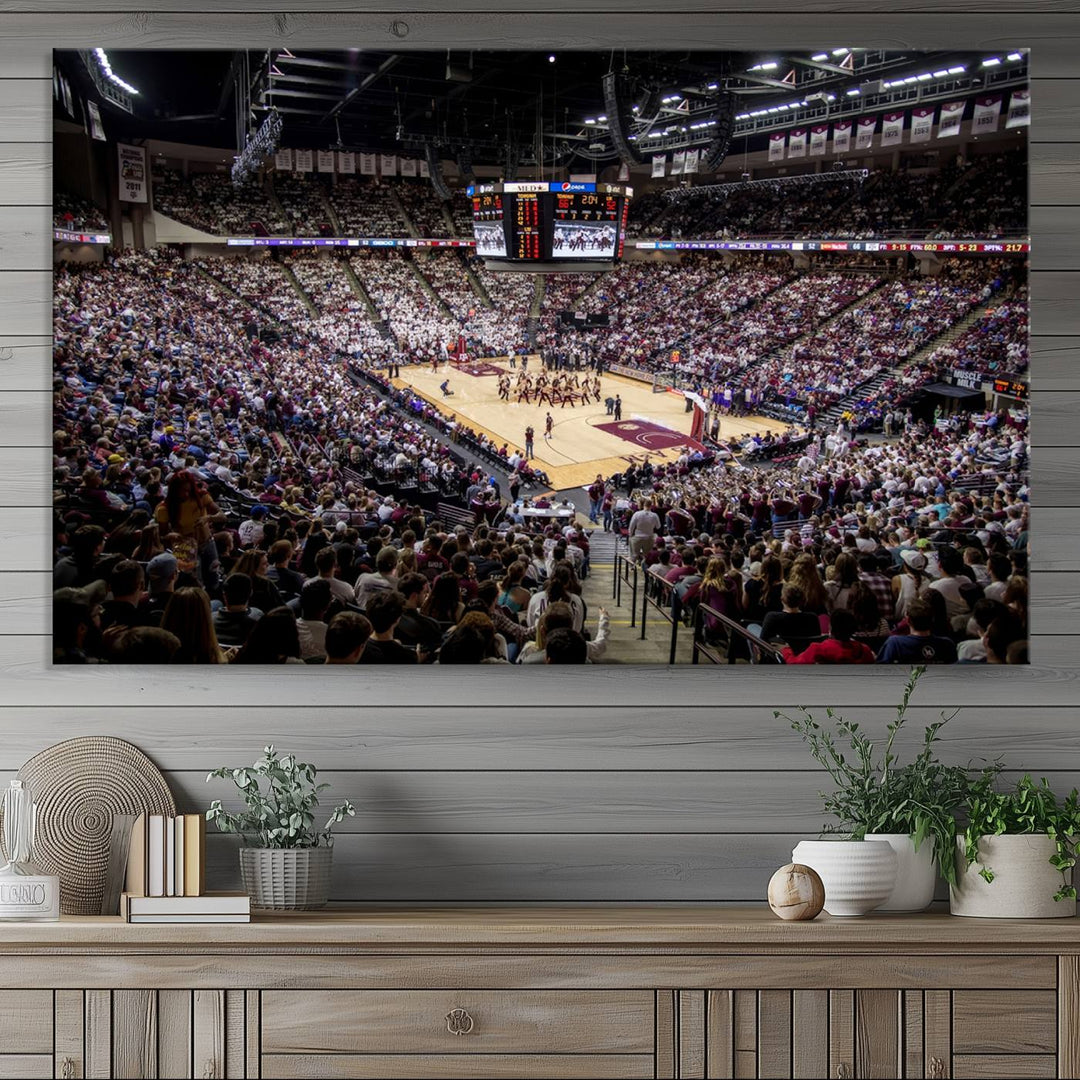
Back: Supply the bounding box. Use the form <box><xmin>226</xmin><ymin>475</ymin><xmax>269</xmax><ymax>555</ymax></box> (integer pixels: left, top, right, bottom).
<box><xmin>0</xmin><ymin>779</ymin><xmax>60</xmax><ymax>920</ymax></box>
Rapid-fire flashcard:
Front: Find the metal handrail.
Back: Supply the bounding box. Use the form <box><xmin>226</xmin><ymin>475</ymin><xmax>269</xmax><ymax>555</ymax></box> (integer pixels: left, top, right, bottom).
<box><xmin>640</xmin><ymin>567</ymin><xmax>682</xmax><ymax>666</ymax></box>
<box><xmin>692</xmin><ymin>602</ymin><xmax>785</xmax><ymax>665</ymax></box>
<box><xmin>612</xmin><ymin>551</ymin><xmax>639</xmax><ymax>629</ymax></box>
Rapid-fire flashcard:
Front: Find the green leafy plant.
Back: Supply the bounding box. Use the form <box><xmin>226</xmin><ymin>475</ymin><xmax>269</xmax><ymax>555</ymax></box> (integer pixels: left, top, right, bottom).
<box><xmin>960</xmin><ymin>773</ymin><xmax>1080</xmax><ymax>902</ymax></box>
<box><xmin>775</xmin><ymin>666</ymin><xmax>992</xmax><ymax>886</ymax></box>
<box><xmin>206</xmin><ymin>745</ymin><xmax>355</xmax><ymax>849</ymax></box>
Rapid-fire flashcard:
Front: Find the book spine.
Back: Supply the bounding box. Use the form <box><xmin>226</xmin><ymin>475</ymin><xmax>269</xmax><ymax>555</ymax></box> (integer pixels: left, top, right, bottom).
<box><xmin>175</xmin><ymin>817</ymin><xmax>185</xmax><ymax>897</ymax></box>
<box><xmin>165</xmin><ymin>817</ymin><xmax>175</xmax><ymax>897</ymax></box>
<box><xmin>148</xmin><ymin>815</ymin><xmax>165</xmax><ymax>898</ymax></box>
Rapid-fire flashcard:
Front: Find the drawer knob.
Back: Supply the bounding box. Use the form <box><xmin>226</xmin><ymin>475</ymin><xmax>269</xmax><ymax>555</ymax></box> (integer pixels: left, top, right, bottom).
<box><xmin>61</xmin><ymin>1058</ymin><xmax>77</xmax><ymax>1080</ymax></box>
<box><xmin>928</xmin><ymin>1057</ymin><xmax>947</xmax><ymax>1079</ymax></box>
<box><xmin>446</xmin><ymin>1007</ymin><xmax>475</xmax><ymax>1036</ymax></box>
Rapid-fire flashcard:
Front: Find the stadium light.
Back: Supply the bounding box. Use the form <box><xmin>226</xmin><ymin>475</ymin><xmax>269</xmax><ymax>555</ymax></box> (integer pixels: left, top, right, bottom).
<box><xmin>948</xmin><ymin>65</ymin><xmax>966</xmax><ymax>74</ymax></box>
<box><xmin>831</xmin><ymin>49</ymin><xmax>849</xmax><ymax>57</ymax></box>
<box><xmin>597</xmin><ymin>115</ymin><xmax>607</xmax><ymax>121</ymax></box>
<box><xmin>981</xmin><ymin>57</ymin><xmax>1001</xmax><ymax>67</ymax></box>
<box><xmin>932</xmin><ymin>69</ymin><xmax>949</xmax><ymax>77</ymax></box>
<box><xmin>748</xmin><ymin>62</ymin><xmax>779</xmax><ymax>72</ymax></box>
<box><xmin>847</xmin><ymin>88</ymin><xmax>860</xmax><ymax>96</ymax></box>
<box><xmin>93</xmin><ymin>48</ymin><xmax>139</xmax><ymax>95</ymax></box>
<box><xmin>811</xmin><ymin>53</ymin><xmax>829</xmax><ymax>62</ymax></box>
<box><xmin>1007</xmin><ymin>52</ymin><xmax>1024</xmax><ymax>62</ymax></box>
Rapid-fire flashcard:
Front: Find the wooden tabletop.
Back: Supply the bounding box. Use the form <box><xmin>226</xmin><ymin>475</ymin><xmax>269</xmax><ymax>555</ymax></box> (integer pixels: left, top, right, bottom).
<box><xmin>2</xmin><ymin>906</ymin><xmax>1078</xmax><ymax>952</ymax></box>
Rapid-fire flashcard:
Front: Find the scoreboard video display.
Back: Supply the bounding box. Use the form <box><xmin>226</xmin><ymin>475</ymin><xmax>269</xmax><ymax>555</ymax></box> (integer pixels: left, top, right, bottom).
<box><xmin>469</xmin><ymin>182</ymin><xmax>632</xmax><ymax>266</ymax></box>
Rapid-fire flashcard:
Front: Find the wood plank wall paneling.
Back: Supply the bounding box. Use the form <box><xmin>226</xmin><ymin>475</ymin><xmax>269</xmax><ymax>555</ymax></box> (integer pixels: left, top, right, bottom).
<box><xmin>9</xmin><ymin>5</ymin><xmax>1079</xmax><ymax>901</ymax></box>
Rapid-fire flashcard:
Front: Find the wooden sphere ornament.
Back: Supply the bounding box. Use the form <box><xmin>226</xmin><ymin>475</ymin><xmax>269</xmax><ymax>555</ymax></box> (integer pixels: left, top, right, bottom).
<box><xmin>768</xmin><ymin>863</ymin><xmax>826</xmax><ymax>921</ymax></box>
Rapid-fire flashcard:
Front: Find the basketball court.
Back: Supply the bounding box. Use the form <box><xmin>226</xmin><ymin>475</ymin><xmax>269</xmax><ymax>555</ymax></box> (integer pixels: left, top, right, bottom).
<box><xmin>392</xmin><ymin>356</ymin><xmax>779</xmax><ymax>489</ymax></box>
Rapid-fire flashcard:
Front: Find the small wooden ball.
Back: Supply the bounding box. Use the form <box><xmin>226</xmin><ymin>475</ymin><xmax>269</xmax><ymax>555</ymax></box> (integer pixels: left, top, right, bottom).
<box><xmin>768</xmin><ymin>863</ymin><xmax>826</xmax><ymax>921</ymax></box>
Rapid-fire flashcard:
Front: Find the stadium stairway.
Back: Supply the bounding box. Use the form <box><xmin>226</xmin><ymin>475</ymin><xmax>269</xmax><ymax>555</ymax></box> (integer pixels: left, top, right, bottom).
<box><xmin>405</xmin><ymin>253</ymin><xmax>455</xmax><ymax>319</ymax></box>
<box><xmin>193</xmin><ymin>264</ymin><xmax>288</xmax><ymax>331</ymax></box>
<box><xmin>438</xmin><ymin>202</ymin><xmax>457</xmax><ymax>237</ymax></box>
<box><xmin>530</xmin><ymin>275</ymin><xmax>546</xmax><ymax>319</ymax></box>
<box><xmin>388</xmin><ymin>187</ymin><xmax>418</xmax><ymax>237</ymax></box>
<box><xmin>459</xmin><ymin>252</ymin><xmax>495</xmax><ymax>309</ymax></box>
<box><xmin>322</xmin><ymin>189</ymin><xmax>344</xmax><ymax>235</ymax></box>
<box><xmin>817</xmin><ymin>291</ymin><xmax>1011</xmax><ymax>428</ymax></box>
<box><xmin>264</xmin><ymin>182</ymin><xmax>292</xmax><ymax>236</ymax></box>
<box><xmin>278</xmin><ymin>260</ymin><xmax>320</xmax><ymax>320</ymax></box>
<box><xmin>343</xmin><ymin>261</ymin><xmax>393</xmax><ymax>337</ymax></box>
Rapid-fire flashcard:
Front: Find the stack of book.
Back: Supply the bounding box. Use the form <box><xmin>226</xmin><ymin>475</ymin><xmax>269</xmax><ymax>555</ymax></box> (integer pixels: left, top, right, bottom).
<box><xmin>120</xmin><ymin>813</ymin><xmax>250</xmax><ymax>923</ymax></box>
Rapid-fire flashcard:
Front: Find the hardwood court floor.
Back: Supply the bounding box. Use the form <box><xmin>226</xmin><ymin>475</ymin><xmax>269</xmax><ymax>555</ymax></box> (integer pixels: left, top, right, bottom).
<box><xmin>393</xmin><ymin>358</ymin><xmax>778</xmax><ymax>490</ymax></box>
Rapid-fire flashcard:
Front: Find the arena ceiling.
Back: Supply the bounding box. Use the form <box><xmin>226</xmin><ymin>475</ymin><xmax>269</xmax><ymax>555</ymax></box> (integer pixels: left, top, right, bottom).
<box><xmin>57</xmin><ymin>48</ymin><xmax>999</xmax><ymax>165</ymax></box>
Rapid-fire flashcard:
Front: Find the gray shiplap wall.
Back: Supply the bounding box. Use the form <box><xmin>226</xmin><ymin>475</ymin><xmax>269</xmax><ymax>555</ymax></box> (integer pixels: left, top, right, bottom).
<box><xmin>4</xmin><ymin>3</ymin><xmax>1077</xmax><ymax>902</ymax></box>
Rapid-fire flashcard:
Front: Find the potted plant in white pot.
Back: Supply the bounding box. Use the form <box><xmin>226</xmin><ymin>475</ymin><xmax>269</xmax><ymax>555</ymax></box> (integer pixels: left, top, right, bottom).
<box><xmin>207</xmin><ymin>746</ymin><xmax>355</xmax><ymax>910</ymax></box>
<box><xmin>778</xmin><ymin>667</ymin><xmax>981</xmax><ymax>914</ymax></box>
<box><xmin>951</xmin><ymin>773</ymin><xmax>1080</xmax><ymax>919</ymax></box>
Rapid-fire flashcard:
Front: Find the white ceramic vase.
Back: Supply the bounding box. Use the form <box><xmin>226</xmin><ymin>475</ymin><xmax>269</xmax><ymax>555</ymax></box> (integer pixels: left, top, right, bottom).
<box><xmin>949</xmin><ymin>834</ymin><xmax>1077</xmax><ymax>919</ymax></box>
<box><xmin>864</xmin><ymin>833</ymin><xmax>937</xmax><ymax>913</ymax></box>
<box><xmin>791</xmin><ymin>839</ymin><xmax>898</xmax><ymax>917</ymax></box>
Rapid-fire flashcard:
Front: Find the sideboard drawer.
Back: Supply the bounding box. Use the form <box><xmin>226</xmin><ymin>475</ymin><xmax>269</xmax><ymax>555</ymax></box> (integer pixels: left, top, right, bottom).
<box><xmin>953</xmin><ymin>990</ymin><xmax>1057</xmax><ymax>1054</ymax></box>
<box><xmin>261</xmin><ymin>989</ymin><xmax>655</xmax><ymax>1055</ymax></box>
<box><xmin>262</xmin><ymin>1052</ymin><xmax>656</xmax><ymax>1079</ymax></box>
<box><xmin>0</xmin><ymin>992</ymin><xmax>52</xmax><ymax>1055</ymax></box>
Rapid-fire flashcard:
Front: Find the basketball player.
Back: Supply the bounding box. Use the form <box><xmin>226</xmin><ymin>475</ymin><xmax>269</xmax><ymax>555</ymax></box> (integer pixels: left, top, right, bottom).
<box><xmin>544</xmin><ymin>412</ymin><xmax>554</xmax><ymax>440</ymax></box>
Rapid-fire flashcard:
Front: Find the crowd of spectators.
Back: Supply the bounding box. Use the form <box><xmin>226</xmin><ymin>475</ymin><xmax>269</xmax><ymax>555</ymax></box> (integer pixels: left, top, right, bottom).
<box><xmin>328</xmin><ymin>178</ymin><xmax>407</xmax><ymax>235</ymax></box>
<box><xmin>152</xmin><ymin>168</ymin><xmax>289</xmax><ymax>236</ymax></box>
<box><xmin>611</xmin><ymin>407</ymin><xmax>1029</xmax><ymax>664</ymax></box>
<box><xmin>54</xmin><ymin>190</ymin><xmax>109</xmax><ymax>231</ymax></box>
<box><xmin>272</xmin><ymin>173</ymin><xmax>333</xmax><ymax>237</ymax></box>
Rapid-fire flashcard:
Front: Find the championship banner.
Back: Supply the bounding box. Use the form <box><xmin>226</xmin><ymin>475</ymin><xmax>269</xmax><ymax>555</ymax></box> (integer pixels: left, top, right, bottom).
<box><xmin>670</xmin><ymin>150</ymin><xmax>686</xmax><ymax>175</ymax></box>
<box><xmin>419</xmin><ymin>159</ymin><xmax>430</xmax><ymax>177</ymax></box>
<box><xmin>117</xmin><ymin>143</ymin><xmax>147</xmax><ymax>203</ymax></box>
<box><xmin>855</xmin><ymin>116</ymin><xmax>877</xmax><ymax>149</ymax></box>
<box><xmin>832</xmin><ymin>120</ymin><xmax>852</xmax><ymax>154</ymax></box>
<box><xmin>787</xmin><ymin>128</ymin><xmax>807</xmax><ymax>158</ymax></box>
<box><xmin>294</xmin><ymin>149</ymin><xmax>313</xmax><ymax>172</ymax></box>
<box><xmin>618</xmin><ymin>162</ymin><xmax>630</xmax><ymax>181</ymax></box>
<box><xmin>1006</xmin><ymin>88</ymin><xmax>1031</xmax><ymax>129</ymax></box>
<box><xmin>317</xmin><ymin>150</ymin><xmax>335</xmax><ymax>173</ymax></box>
<box><xmin>651</xmin><ymin>155</ymin><xmax>667</xmax><ymax>178</ymax></box>
<box><xmin>881</xmin><ymin>112</ymin><xmax>905</xmax><ymax>147</ymax></box>
<box><xmin>360</xmin><ymin>153</ymin><xmax>377</xmax><ymax>175</ymax></box>
<box><xmin>809</xmin><ymin>125</ymin><xmax>828</xmax><ymax>156</ymax></box>
<box><xmin>910</xmin><ymin>107</ymin><xmax>934</xmax><ymax>144</ymax></box>
<box><xmin>86</xmin><ymin>100</ymin><xmax>106</xmax><ymax>141</ymax></box>
<box><xmin>380</xmin><ymin>153</ymin><xmax>398</xmax><ymax>176</ymax></box>
<box><xmin>768</xmin><ymin>132</ymin><xmax>786</xmax><ymax>161</ymax></box>
<box><xmin>275</xmin><ymin>148</ymin><xmax>293</xmax><ymax>171</ymax></box>
<box><xmin>973</xmin><ymin>96</ymin><xmax>1003</xmax><ymax>135</ymax></box>
<box><xmin>400</xmin><ymin>157</ymin><xmax>417</xmax><ymax>177</ymax></box>
<box><xmin>938</xmin><ymin>100</ymin><xmax>965</xmax><ymax>139</ymax></box>
<box><xmin>683</xmin><ymin>148</ymin><xmax>700</xmax><ymax>174</ymax></box>
<box><xmin>337</xmin><ymin>151</ymin><xmax>355</xmax><ymax>174</ymax></box>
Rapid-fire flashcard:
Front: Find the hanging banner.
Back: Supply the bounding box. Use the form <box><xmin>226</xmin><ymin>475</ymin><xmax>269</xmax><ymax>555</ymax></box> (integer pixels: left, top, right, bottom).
<box><xmin>972</xmin><ymin>96</ymin><xmax>1003</xmax><ymax>135</ymax></box>
<box><xmin>881</xmin><ymin>112</ymin><xmax>905</xmax><ymax>147</ymax></box>
<box><xmin>317</xmin><ymin>150</ymin><xmax>335</xmax><ymax>173</ymax></box>
<box><xmin>910</xmin><ymin>107</ymin><xmax>935</xmax><ymax>144</ymax></box>
<box><xmin>337</xmin><ymin>151</ymin><xmax>355</xmax><ymax>174</ymax></box>
<box><xmin>274</xmin><ymin>148</ymin><xmax>293</xmax><ymax>171</ymax></box>
<box><xmin>1006</xmin><ymin>88</ymin><xmax>1031</xmax><ymax>129</ymax></box>
<box><xmin>618</xmin><ymin>162</ymin><xmax>630</xmax><ymax>182</ymax></box>
<box><xmin>670</xmin><ymin>150</ymin><xmax>686</xmax><ymax>175</ymax></box>
<box><xmin>651</xmin><ymin>155</ymin><xmax>667</xmax><ymax>178</ymax></box>
<box><xmin>360</xmin><ymin>153</ymin><xmax>378</xmax><ymax>175</ymax></box>
<box><xmin>419</xmin><ymin>159</ymin><xmax>430</xmax><ymax>178</ymax></box>
<box><xmin>855</xmin><ymin>116</ymin><xmax>877</xmax><ymax>149</ymax></box>
<box><xmin>683</xmin><ymin>148</ymin><xmax>700</xmax><ymax>174</ymax></box>
<box><xmin>938</xmin><ymin>100</ymin><xmax>966</xmax><ymax>139</ymax></box>
<box><xmin>832</xmin><ymin>119</ymin><xmax>852</xmax><ymax>154</ymax></box>
<box><xmin>86</xmin><ymin>100</ymin><xmax>106</xmax><ymax>141</ymax></box>
<box><xmin>787</xmin><ymin>128</ymin><xmax>807</xmax><ymax>158</ymax></box>
<box><xmin>809</xmin><ymin>125</ymin><xmax>828</xmax><ymax>156</ymax></box>
<box><xmin>380</xmin><ymin>153</ymin><xmax>397</xmax><ymax>176</ymax></box>
<box><xmin>768</xmin><ymin>132</ymin><xmax>786</xmax><ymax>161</ymax></box>
<box><xmin>294</xmin><ymin>149</ymin><xmax>313</xmax><ymax>172</ymax></box>
<box><xmin>117</xmin><ymin>143</ymin><xmax>148</xmax><ymax>203</ymax></box>
<box><xmin>400</xmin><ymin>157</ymin><xmax>417</xmax><ymax>177</ymax></box>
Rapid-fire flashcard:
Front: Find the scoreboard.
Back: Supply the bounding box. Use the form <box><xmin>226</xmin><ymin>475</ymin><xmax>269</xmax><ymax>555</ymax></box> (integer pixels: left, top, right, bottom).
<box><xmin>469</xmin><ymin>182</ymin><xmax>633</xmax><ymax>266</ymax></box>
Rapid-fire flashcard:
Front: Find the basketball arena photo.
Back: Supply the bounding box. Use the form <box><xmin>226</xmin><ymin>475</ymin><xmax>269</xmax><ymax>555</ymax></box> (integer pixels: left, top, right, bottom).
<box><xmin>52</xmin><ymin>49</ymin><xmax>1030</xmax><ymax>666</ymax></box>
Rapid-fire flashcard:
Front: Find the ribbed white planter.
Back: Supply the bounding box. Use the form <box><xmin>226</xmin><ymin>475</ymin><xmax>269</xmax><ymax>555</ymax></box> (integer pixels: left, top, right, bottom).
<box><xmin>864</xmin><ymin>833</ymin><xmax>937</xmax><ymax>913</ymax></box>
<box><xmin>791</xmin><ymin>839</ymin><xmax>898</xmax><ymax>917</ymax></box>
<box><xmin>950</xmin><ymin>834</ymin><xmax>1077</xmax><ymax>919</ymax></box>
<box><xmin>239</xmin><ymin>846</ymin><xmax>333</xmax><ymax>910</ymax></box>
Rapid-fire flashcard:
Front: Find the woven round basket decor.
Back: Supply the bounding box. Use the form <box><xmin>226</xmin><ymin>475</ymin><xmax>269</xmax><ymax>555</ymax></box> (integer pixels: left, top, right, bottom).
<box><xmin>15</xmin><ymin>736</ymin><xmax>175</xmax><ymax>914</ymax></box>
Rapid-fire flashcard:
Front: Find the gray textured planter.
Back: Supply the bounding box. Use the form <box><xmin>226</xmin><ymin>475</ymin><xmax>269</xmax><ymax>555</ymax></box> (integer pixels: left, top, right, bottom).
<box><xmin>239</xmin><ymin>846</ymin><xmax>333</xmax><ymax>910</ymax></box>
<box><xmin>950</xmin><ymin>834</ymin><xmax>1076</xmax><ymax>919</ymax></box>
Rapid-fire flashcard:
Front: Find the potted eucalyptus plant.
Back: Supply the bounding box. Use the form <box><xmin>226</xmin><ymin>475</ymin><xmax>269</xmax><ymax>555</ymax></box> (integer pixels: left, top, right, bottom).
<box><xmin>951</xmin><ymin>773</ymin><xmax>1080</xmax><ymax>919</ymax></box>
<box><xmin>777</xmin><ymin>667</ymin><xmax>984</xmax><ymax>914</ymax></box>
<box><xmin>206</xmin><ymin>746</ymin><xmax>355</xmax><ymax>910</ymax></box>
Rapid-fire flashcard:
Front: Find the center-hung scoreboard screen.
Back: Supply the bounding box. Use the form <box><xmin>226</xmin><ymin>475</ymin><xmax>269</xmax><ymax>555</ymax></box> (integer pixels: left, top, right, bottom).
<box><xmin>469</xmin><ymin>181</ymin><xmax>633</xmax><ymax>265</ymax></box>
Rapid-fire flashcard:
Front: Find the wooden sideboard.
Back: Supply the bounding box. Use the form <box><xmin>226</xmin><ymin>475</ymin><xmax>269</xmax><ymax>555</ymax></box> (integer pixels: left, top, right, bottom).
<box><xmin>1</xmin><ymin>907</ymin><xmax>1077</xmax><ymax>1079</ymax></box>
